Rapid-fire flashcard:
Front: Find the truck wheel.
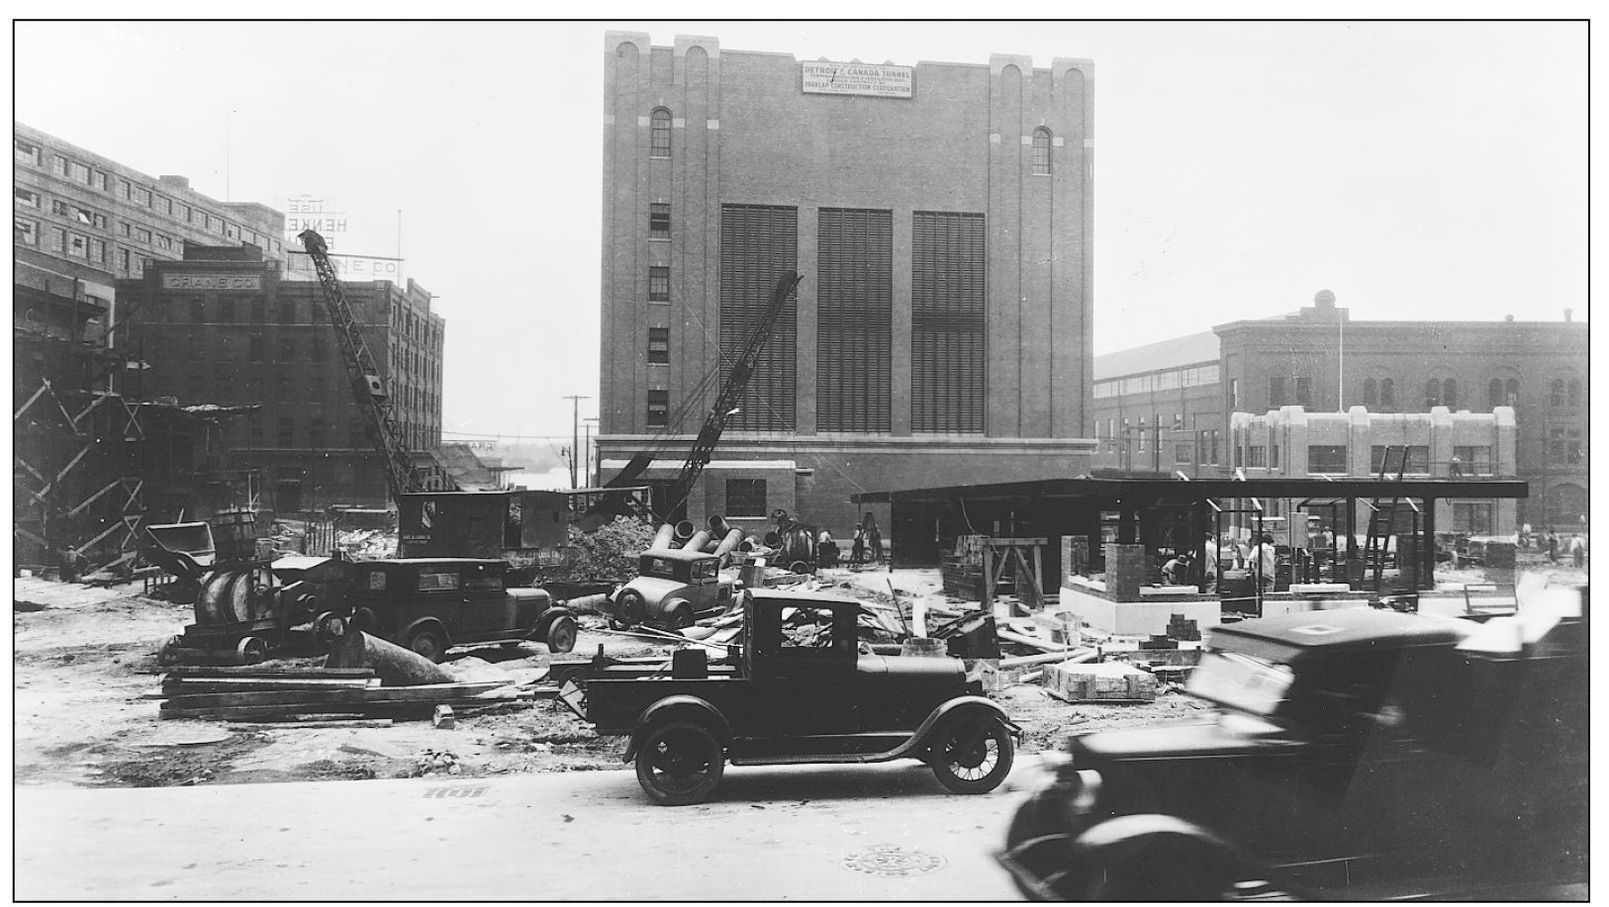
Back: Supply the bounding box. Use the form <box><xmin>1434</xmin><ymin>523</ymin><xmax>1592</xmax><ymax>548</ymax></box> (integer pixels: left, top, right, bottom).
<box><xmin>406</xmin><ymin>626</ymin><xmax>446</xmax><ymax>663</ymax></box>
<box><xmin>544</xmin><ymin>614</ymin><xmax>578</xmax><ymax>654</ymax></box>
<box><xmin>635</xmin><ymin>720</ymin><xmax>725</xmax><ymax>806</ymax></box>
<box><xmin>929</xmin><ymin>717</ymin><xmax>1014</xmax><ymax>794</ymax></box>
<box><xmin>1076</xmin><ymin>833</ymin><xmax>1240</xmax><ymax>901</ymax></box>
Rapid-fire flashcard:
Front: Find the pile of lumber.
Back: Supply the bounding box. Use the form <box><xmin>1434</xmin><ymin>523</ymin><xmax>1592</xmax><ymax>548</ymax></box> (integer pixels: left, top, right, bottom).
<box><xmin>152</xmin><ymin>665</ymin><xmax>547</xmax><ymax>722</ymax></box>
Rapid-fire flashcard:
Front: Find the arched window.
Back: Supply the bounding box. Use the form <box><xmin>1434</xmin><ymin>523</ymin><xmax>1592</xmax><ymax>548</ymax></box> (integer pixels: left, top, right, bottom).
<box><xmin>1425</xmin><ymin>379</ymin><xmax>1441</xmax><ymax>408</ymax></box>
<box><xmin>1380</xmin><ymin>378</ymin><xmax>1395</xmax><ymax>409</ymax></box>
<box><xmin>1442</xmin><ymin>378</ymin><xmax>1457</xmax><ymax>409</ymax></box>
<box><xmin>1505</xmin><ymin>378</ymin><xmax>1520</xmax><ymax>406</ymax></box>
<box><xmin>1568</xmin><ymin>378</ymin><xmax>1581</xmax><ymax>407</ymax></box>
<box><xmin>1551</xmin><ymin>378</ymin><xmax>1566</xmax><ymax>406</ymax></box>
<box><xmin>1363</xmin><ymin>377</ymin><xmax>1378</xmax><ymax>408</ymax></box>
<box><xmin>650</xmin><ymin>108</ymin><xmax>672</xmax><ymax>158</ymax></box>
<box><xmin>1488</xmin><ymin>378</ymin><xmax>1503</xmax><ymax>409</ymax></box>
<box><xmin>1031</xmin><ymin>127</ymin><xmax>1053</xmax><ymax>175</ymax></box>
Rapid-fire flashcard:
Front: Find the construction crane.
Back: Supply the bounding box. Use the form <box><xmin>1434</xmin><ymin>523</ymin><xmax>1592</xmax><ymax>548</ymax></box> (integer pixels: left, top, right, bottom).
<box><xmin>608</xmin><ymin>272</ymin><xmax>804</xmax><ymax>521</ymax></box>
<box><xmin>297</xmin><ymin>229</ymin><xmax>454</xmax><ymax>501</ymax></box>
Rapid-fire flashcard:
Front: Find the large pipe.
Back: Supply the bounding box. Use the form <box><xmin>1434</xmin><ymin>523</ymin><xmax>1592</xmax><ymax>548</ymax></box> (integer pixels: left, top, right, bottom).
<box><xmin>652</xmin><ymin>524</ymin><xmax>676</xmax><ymax>550</ymax></box>
<box><xmin>708</xmin><ymin>515</ymin><xmax>731</xmax><ymax>536</ymax></box>
<box><xmin>683</xmin><ymin>530</ymin><xmax>712</xmax><ymax>552</ymax></box>
<box><xmin>738</xmin><ymin>537</ymin><xmax>757</xmax><ymax>553</ymax></box>
<box><xmin>713</xmin><ymin>529</ymin><xmax>745</xmax><ymax>559</ymax></box>
<box><xmin>674</xmin><ymin>520</ymin><xmax>696</xmax><ymax>541</ymax></box>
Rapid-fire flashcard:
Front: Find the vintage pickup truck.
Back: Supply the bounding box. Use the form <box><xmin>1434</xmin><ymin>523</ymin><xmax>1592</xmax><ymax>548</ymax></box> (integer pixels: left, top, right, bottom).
<box><xmin>561</xmin><ymin>590</ymin><xmax>1020</xmax><ymax>805</ymax></box>
<box><xmin>997</xmin><ymin>595</ymin><xmax>1588</xmax><ymax>900</ymax></box>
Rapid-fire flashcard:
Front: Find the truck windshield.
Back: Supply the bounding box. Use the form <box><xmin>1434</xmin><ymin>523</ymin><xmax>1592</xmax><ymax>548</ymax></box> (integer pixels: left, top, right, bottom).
<box><xmin>1187</xmin><ymin>650</ymin><xmax>1295</xmax><ymax>718</ymax></box>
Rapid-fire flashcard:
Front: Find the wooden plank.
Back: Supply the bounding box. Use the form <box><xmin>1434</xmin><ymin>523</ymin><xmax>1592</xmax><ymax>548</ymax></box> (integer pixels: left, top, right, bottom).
<box><xmin>162</xmin><ymin>678</ymin><xmax>378</xmax><ymax>695</ymax></box>
<box><xmin>234</xmin><ymin>719</ymin><xmax>395</xmax><ymax>729</ymax></box>
<box><xmin>162</xmin><ymin>666</ymin><xmax>377</xmax><ymax>678</ymax></box>
<box><xmin>160</xmin><ymin>681</ymin><xmax>507</xmax><ymax>711</ymax></box>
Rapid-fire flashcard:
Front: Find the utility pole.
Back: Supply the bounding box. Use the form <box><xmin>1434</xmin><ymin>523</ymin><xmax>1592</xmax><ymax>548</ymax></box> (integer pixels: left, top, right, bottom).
<box><xmin>562</xmin><ymin>395</ymin><xmax>591</xmax><ymax>489</ymax></box>
<box><xmin>583</xmin><ymin>416</ymin><xmax>599</xmax><ymax>487</ymax></box>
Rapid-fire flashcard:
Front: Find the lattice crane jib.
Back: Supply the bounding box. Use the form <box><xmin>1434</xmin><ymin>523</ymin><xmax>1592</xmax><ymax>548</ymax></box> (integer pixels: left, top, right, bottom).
<box><xmin>297</xmin><ymin>229</ymin><xmax>444</xmax><ymax>500</ymax></box>
<box><xmin>660</xmin><ymin>272</ymin><xmax>803</xmax><ymax>520</ymax></box>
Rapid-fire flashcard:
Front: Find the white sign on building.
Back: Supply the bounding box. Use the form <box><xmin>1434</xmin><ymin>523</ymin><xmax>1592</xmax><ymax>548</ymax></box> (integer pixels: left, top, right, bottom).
<box><xmin>283</xmin><ymin>251</ymin><xmax>406</xmax><ymax>285</ymax></box>
<box><xmin>801</xmin><ymin>60</ymin><xmax>914</xmax><ymax>98</ymax></box>
<box><xmin>284</xmin><ymin>195</ymin><xmax>350</xmax><ymax>252</ymax></box>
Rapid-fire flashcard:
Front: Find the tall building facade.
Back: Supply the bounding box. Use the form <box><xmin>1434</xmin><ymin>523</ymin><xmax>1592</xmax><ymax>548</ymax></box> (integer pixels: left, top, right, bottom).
<box><xmin>1089</xmin><ymin>291</ymin><xmax>1587</xmax><ymax>529</ymax></box>
<box><xmin>598</xmin><ymin>33</ymin><xmax>1096</xmax><ymax>533</ymax></box>
<box><xmin>14</xmin><ymin>122</ymin><xmax>286</xmax><ymax>568</ymax></box>
<box><xmin>117</xmin><ymin>246</ymin><xmax>445</xmax><ymax>514</ymax></box>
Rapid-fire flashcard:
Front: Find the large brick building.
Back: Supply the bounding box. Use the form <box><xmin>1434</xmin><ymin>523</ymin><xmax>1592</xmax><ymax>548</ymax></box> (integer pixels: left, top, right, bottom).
<box><xmin>596</xmin><ymin>33</ymin><xmax>1096</xmax><ymax>534</ymax></box>
<box><xmin>117</xmin><ymin>246</ymin><xmax>445</xmax><ymax>514</ymax></box>
<box><xmin>1090</xmin><ymin>291</ymin><xmax>1587</xmax><ymax>530</ymax></box>
<box><xmin>14</xmin><ymin>122</ymin><xmax>286</xmax><ymax>567</ymax></box>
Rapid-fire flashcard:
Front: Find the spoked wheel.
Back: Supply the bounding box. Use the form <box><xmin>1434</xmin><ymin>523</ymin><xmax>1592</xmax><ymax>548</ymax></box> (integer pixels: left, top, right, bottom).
<box><xmin>635</xmin><ymin>720</ymin><xmax>725</xmax><ymax>806</ymax></box>
<box><xmin>613</xmin><ymin>589</ymin><xmax>646</xmax><ymax>630</ymax></box>
<box><xmin>667</xmin><ymin>607</ymin><xmax>693</xmax><ymax>632</ymax></box>
<box><xmin>929</xmin><ymin>717</ymin><xmax>1014</xmax><ymax>794</ymax></box>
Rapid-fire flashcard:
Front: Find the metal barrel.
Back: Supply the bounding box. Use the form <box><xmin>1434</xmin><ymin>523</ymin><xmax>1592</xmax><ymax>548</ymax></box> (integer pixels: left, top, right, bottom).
<box><xmin>674</xmin><ymin>520</ymin><xmax>696</xmax><ymax>541</ymax></box>
<box><xmin>712</xmin><ymin>528</ymin><xmax>746</xmax><ymax>559</ymax></box>
<box><xmin>652</xmin><ymin>524</ymin><xmax>676</xmax><ymax>550</ymax></box>
<box><xmin>683</xmin><ymin>530</ymin><xmax>712</xmax><ymax>552</ymax></box>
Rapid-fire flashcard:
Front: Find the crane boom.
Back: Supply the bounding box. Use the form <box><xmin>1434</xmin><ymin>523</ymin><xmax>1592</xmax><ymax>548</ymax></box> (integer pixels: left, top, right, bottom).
<box><xmin>297</xmin><ymin>229</ymin><xmax>449</xmax><ymax>500</ymax></box>
<box><xmin>657</xmin><ymin>272</ymin><xmax>803</xmax><ymax>519</ymax></box>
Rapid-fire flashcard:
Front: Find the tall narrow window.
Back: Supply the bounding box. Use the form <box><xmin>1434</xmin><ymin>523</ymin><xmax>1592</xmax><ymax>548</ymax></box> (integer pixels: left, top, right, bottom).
<box><xmin>1442</xmin><ymin>378</ymin><xmax>1457</xmax><ymax>409</ymax></box>
<box><xmin>646</xmin><ymin>389</ymin><xmax>669</xmax><ymax>427</ymax></box>
<box><xmin>1425</xmin><ymin>379</ymin><xmax>1441</xmax><ymax>407</ymax></box>
<box><xmin>1551</xmin><ymin>378</ymin><xmax>1565</xmax><ymax>406</ymax></box>
<box><xmin>650</xmin><ymin>108</ymin><xmax>672</xmax><ymax>158</ymax></box>
<box><xmin>648</xmin><ymin>266</ymin><xmax>670</xmax><ymax>302</ymax></box>
<box><xmin>1488</xmin><ymin>378</ymin><xmax>1502</xmax><ymax>409</ymax></box>
<box><xmin>1296</xmin><ymin>377</ymin><xmax>1312</xmax><ymax>407</ymax></box>
<box><xmin>1505</xmin><ymin>378</ymin><xmax>1520</xmax><ymax>406</ymax></box>
<box><xmin>1364</xmin><ymin>377</ymin><xmax>1378</xmax><ymax>408</ymax></box>
<box><xmin>1031</xmin><ymin>127</ymin><xmax>1053</xmax><ymax>175</ymax></box>
<box><xmin>1269</xmin><ymin>376</ymin><xmax>1286</xmax><ymax>407</ymax></box>
<box><xmin>647</xmin><ymin>327</ymin><xmax>670</xmax><ymax>364</ymax></box>
<box><xmin>1380</xmin><ymin>378</ymin><xmax>1395</xmax><ymax>409</ymax></box>
<box><xmin>912</xmin><ymin>211</ymin><xmax>985</xmax><ymax>432</ymax></box>
<box><xmin>649</xmin><ymin>203</ymin><xmax>670</xmax><ymax>238</ymax></box>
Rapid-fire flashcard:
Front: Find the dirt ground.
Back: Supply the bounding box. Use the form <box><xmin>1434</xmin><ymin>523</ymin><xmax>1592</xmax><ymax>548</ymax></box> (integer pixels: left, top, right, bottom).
<box><xmin>12</xmin><ymin>554</ymin><xmax>1586</xmax><ymax>790</ymax></box>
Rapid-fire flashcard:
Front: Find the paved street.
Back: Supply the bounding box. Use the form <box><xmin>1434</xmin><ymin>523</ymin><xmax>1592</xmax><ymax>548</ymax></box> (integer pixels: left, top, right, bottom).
<box><xmin>15</xmin><ymin>759</ymin><xmax>1044</xmax><ymax>901</ymax></box>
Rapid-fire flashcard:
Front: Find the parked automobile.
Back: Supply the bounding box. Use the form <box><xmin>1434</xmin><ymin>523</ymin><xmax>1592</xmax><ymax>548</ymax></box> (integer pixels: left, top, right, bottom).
<box><xmin>341</xmin><ymin>558</ymin><xmax>578</xmax><ymax>662</ymax></box>
<box><xmin>997</xmin><ymin>599</ymin><xmax>1588</xmax><ymax>900</ymax></box>
<box><xmin>606</xmin><ymin>549</ymin><xmax>738</xmax><ymax>631</ymax></box>
<box><xmin>562</xmin><ymin>590</ymin><xmax>1020</xmax><ymax>805</ymax></box>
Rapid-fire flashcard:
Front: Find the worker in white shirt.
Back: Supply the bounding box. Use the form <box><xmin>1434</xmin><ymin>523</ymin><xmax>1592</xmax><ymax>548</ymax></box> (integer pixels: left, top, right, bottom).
<box><xmin>1253</xmin><ymin>533</ymin><xmax>1278</xmax><ymax>591</ymax></box>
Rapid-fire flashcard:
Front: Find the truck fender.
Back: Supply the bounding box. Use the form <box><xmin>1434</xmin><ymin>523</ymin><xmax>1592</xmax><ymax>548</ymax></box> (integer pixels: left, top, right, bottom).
<box><xmin>623</xmin><ymin>695</ymin><xmax>732</xmax><ymax>763</ymax></box>
<box><xmin>900</xmin><ymin>696</ymin><xmax>1021</xmax><ymax>757</ymax></box>
<box><xmin>1067</xmin><ymin>814</ymin><xmax>1245</xmax><ymax>897</ymax></box>
<box><xmin>530</xmin><ymin>606</ymin><xmax>575</xmax><ymax>638</ymax></box>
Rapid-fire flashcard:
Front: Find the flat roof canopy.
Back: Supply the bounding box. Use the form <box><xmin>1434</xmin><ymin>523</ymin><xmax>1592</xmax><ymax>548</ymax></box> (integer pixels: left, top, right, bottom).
<box><xmin>852</xmin><ymin>476</ymin><xmax>1527</xmax><ymax>506</ymax></box>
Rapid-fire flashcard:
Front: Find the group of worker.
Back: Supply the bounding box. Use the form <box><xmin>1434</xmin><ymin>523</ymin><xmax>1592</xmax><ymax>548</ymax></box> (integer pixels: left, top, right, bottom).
<box><xmin>1160</xmin><ymin>532</ymin><xmax>1283</xmax><ymax>591</ymax></box>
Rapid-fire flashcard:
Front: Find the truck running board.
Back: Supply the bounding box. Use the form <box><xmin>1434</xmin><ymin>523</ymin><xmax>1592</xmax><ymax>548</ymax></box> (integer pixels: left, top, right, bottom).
<box><xmin>730</xmin><ymin>733</ymin><xmax>917</xmax><ymax>766</ymax></box>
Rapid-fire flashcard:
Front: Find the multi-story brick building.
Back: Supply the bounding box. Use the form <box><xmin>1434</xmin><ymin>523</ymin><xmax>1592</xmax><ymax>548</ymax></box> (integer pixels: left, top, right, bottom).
<box><xmin>14</xmin><ymin>122</ymin><xmax>287</xmax><ymax>567</ymax></box>
<box><xmin>1230</xmin><ymin>405</ymin><xmax>1520</xmax><ymax>536</ymax></box>
<box><xmin>1090</xmin><ymin>291</ymin><xmax>1587</xmax><ymax>529</ymax></box>
<box><xmin>597</xmin><ymin>33</ymin><xmax>1096</xmax><ymax>534</ymax></box>
<box><xmin>116</xmin><ymin>245</ymin><xmax>445</xmax><ymax>514</ymax></box>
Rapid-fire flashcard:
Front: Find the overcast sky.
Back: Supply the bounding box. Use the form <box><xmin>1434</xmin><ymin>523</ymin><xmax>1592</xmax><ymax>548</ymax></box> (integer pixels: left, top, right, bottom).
<box><xmin>14</xmin><ymin>18</ymin><xmax>1589</xmax><ymax>443</ymax></box>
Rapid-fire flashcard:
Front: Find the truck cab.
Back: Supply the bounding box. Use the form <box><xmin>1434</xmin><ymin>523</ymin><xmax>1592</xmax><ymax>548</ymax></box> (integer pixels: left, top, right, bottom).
<box><xmin>564</xmin><ymin>590</ymin><xmax>1019</xmax><ymax>805</ymax></box>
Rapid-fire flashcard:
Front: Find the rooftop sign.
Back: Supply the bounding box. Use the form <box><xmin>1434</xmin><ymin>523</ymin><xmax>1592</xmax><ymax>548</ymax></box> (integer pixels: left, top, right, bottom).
<box><xmin>161</xmin><ymin>273</ymin><xmax>262</xmax><ymax>291</ymax></box>
<box><xmin>802</xmin><ymin>61</ymin><xmax>913</xmax><ymax>98</ymax></box>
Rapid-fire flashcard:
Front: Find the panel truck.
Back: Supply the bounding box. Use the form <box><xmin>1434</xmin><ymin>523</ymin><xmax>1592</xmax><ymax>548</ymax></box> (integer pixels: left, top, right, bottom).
<box><xmin>559</xmin><ymin>590</ymin><xmax>1020</xmax><ymax>805</ymax></box>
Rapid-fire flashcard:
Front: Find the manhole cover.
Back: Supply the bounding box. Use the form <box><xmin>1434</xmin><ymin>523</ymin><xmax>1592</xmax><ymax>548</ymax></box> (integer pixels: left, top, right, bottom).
<box><xmin>842</xmin><ymin>845</ymin><xmax>947</xmax><ymax>878</ymax></box>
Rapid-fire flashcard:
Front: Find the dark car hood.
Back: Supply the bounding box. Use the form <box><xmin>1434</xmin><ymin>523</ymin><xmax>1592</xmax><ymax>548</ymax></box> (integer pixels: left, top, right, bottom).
<box><xmin>1073</xmin><ymin>715</ymin><xmax>1301</xmax><ymax>761</ymax></box>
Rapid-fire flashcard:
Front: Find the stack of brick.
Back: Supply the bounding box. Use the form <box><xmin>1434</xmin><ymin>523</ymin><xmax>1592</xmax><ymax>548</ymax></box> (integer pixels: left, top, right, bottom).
<box><xmin>1044</xmin><ymin>660</ymin><xmax>1160</xmax><ymax>703</ymax></box>
<box><xmin>1104</xmin><ymin>544</ymin><xmax>1148</xmax><ymax>600</ymax></box>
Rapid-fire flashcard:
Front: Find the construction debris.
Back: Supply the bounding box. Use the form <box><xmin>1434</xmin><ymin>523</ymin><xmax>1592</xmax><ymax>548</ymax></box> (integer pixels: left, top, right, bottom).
<box><xmin>1043</xmin><ymin>661</ymin><xmax>1160</xmax><ymax>703</ymax></box>
<box><xmin>432</xmin><ymin>705</ymin><xmax>456</xmax><ymax>729</ymax></box>
<box><xmin>324</xmin><ymin>630</ymin><xmax>454</xmax><ymax>685</ymax></box>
